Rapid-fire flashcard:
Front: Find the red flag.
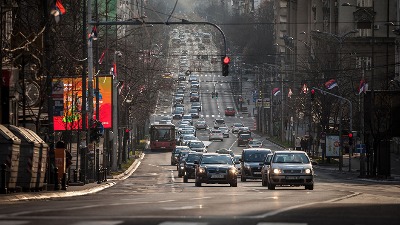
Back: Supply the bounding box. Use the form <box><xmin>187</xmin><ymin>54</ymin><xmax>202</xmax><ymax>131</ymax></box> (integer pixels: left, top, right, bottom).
<box><xmin>51</xmin><ymin>0</ymin><xmax>66</xmax><ymax>23</ymax></box>
<box><xmin>98</xmin><ymin>49</ymin><xmax>107</xmax><ymax>64</ymax></box>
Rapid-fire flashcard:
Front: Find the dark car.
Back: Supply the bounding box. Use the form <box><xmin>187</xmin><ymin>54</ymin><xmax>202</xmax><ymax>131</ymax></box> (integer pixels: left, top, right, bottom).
<box><xmin>265</xmin><ymin>150</ymin><xmax>314</xmax><ymax>190</ymax></box>
<box><xmin>240</xmin><ymin>148</ymin><xmax>272</xmax><ymax>182</ymax></box>
<box><xmin>194</xmin><ymin>153</ymin><xmax>238</xmax><ymax>187</ymax></box>
<box><xmin>237</xmin><ymin>133</ymin><xmax>252</xmax><ymax>147</ymax></box>
<box><xmin>171</xmin><ymin>146</ymin><xmax>190</xmax><ymax>165</ymax></box>
<box><xmin>183</xmin><ymin>152</ymin><xmax>203</xmax><ymax>183</ymax></box>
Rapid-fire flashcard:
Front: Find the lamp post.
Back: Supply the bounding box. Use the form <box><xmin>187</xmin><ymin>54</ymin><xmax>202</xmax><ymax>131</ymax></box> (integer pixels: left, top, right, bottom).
<box><xmin>112</xmin><ymin>51</ymin><xmax>122</xmax><ymax>171</ymax></box>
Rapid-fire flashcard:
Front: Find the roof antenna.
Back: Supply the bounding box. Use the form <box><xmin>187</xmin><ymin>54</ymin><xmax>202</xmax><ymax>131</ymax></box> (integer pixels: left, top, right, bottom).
<box><xmin>166</xmin><ymin>0</ymin><xmax>178</xmax><ymax>25</ymax></box>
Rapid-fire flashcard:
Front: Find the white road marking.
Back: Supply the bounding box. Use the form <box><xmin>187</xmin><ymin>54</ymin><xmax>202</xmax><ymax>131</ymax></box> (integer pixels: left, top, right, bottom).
<box><xmin>159</xmin><ymin>222</ymin><xmax>208</xmax><ymax>225</ymax></box>
<box><xmin>73</xmin><ymin>221</ymin><xmax>124</xmax><ymax>225</ymax></box>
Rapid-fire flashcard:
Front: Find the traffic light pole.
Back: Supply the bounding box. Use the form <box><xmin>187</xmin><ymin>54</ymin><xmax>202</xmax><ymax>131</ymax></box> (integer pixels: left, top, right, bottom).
<box><xmin>312</xmin><ymin>87</ymin><xmax>353</xmax><ymax>172</ymax></box>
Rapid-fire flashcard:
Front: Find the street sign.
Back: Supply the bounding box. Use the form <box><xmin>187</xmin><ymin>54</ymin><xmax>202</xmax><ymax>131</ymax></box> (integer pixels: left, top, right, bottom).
<box><xmin>355</xmin><ymin>144</ymin><xmax>366</xmax><ymax>153</ymax></box>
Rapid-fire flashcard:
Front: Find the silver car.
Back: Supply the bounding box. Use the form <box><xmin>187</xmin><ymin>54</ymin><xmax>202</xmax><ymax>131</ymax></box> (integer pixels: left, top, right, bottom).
<box><xmin>219</xmin><ymin>126</ymin><xmax>230</xmax><ymax>138</ymax></box>
<box><xmin>264</xmin><ymin>150</ymin><xmax>314</xmax><ymax>190</ymax></box>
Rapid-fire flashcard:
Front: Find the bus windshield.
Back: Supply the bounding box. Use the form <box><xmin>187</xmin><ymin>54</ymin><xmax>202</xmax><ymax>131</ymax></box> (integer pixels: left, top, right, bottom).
<box><xmin>151</xmin><ymin>128</ymin><xmax>173</xmax><ymax>141</ymax></box>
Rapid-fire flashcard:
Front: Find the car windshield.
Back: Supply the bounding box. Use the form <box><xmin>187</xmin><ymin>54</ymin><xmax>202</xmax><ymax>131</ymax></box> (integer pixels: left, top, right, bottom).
<box><xmin>249</xmin><ymin>140</ymin><xmax>261</xmax><ymax>145</ymax></box>
<box><xmin>189</xmin><ymin>142</ymin><xmax>204</xmax><ymax>148</ymax></box>
<box><xmin>233</xmin><ymin>123</ymin><xmax>243</xmax><ymax>127</ymax></box>
<box><xmin>239</xmin><ymin>134</ymin><xmax>251</xmax><ymax>139</ymax></box>
<box><xmin>201</xmin><ymin>155</ymin><xmax>233</xmax><ymax>165</ymax></box>
<box><xmin>215</xmin><ymin>119</ymin><xmax>225</xmax><ymax>124</ymax></box>
<box><xmin>183</xmin><ymin>136</ymin><xmax>196</xmax><ymax>140</ymax></box>
<box><xmin>273</xmin><ymin>153</ymin><xmax>310</xmax><ymax>163</ymax></box>
<box><xmin>189</xmin><ymin>109</ymin><xmax>198</xmax><ymax>113</ymax></box>
<box><xmin>186</xmin><ymin>154</ymin><xmax>202</xmax><ymax>162</ymax></box>
<box><xmin>243</xmin><ymin>151</ymin><xmax>271</xmax><ymax>162</ymax></box>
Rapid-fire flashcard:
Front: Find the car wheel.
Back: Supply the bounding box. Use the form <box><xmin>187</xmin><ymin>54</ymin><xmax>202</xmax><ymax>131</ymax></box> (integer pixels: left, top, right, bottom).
<box><xmin>183</xmin><ymin>175</ymin><xmax>188</xmax><ymax>183</ymax></box>
<box><xmin>195</xmin><ymin>181</ymin><xmax>202</xmax><ymax>187</ymax></box>
<box><xmin>241</xmin><ymin>176</ymin><xmax>246</xmax><ymax>182</ymax></box>
<box><xmin>261</xmin><ymin>177</ymin><xmax>268</xmax><ymax>187</ymax></box>
<box><xmin>178</xmin><ymin>171</ymin><xmax>183</xmax><ymax>178</ymax></box>
<box><xmin>230</xmin><ymin>182</ymin><xmax>237</xmax><ymax>187</ymax></box>
<box><xmin>305</xmin><ymin>184</ymin><xmax>314</xmax><ymax>190</ymax></box>
<box><xmin>267</xmin><ymin>181</ymin><xmax>275</xmax><ymax>190</ymax></box>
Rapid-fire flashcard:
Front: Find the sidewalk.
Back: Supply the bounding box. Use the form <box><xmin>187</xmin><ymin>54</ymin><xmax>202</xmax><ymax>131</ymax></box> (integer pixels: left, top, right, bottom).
<box><xmin>0</xmin><ymin>153</ymin><xmax>145</xmax><ymax>203</ymax></box>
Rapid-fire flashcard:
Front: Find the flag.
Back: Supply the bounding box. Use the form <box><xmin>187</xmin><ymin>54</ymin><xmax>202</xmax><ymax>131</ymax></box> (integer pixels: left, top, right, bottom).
<box><xmin>98</xmin><ymin>49</ymin><xmax>107</xmax><ymax>64</ymax></box>
<box><xmin>358</xmin><ymin>79</ymin><xmax>367</xmax><ymax>94</ymax></box>
<box><xmin>288</xmin><ymin>88</ymin><xmax>293</xmax><ymax>98</ymax></box>
<box><xmin>51</xmin><ymin>0</ymin><xmax>66</xmax><ymax>23</ymax></box>
<box><xmin>110</xmin><ymin>63</ymin><xmax>117</xmax><ymax>78</ymax></box>
<box><xmin>272</xmin><ymin>88</ymin><xmax>281</xmax><ymax>96</ymax></box>
<box><xmin>325</xmin><ymin>79</ymin><xmax>338</xmax><ymax>90</ymax></box>
<box><xmin>90</xmin><ymin>26</ymin><xmax>98</xmax><ymax>41</ymax></box>
<box><xmin>301</xmin><ymin>83</ymin><xmax>308</xmax><ymax>94</ymax></box>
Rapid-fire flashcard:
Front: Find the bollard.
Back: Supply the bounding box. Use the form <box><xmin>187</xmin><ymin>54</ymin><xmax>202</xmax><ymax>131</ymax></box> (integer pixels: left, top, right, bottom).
<box><xmin>73</xmin><ymin>169</ymin><xmax>78</xmax><ymax>183</ymax></box>
<box><xmin>97</xmin><ymin>167</ymin><xmax>101</xmax><ymax>184</ymax></box>
<box><xmin>1</xmin><ymin>163</ymin><xmax>8</xmax><ymax>194</ymax></box>
<box><xmin>103</xmin><ymin>167</ymin><xmax>107</xmax><ymax>182</ymax></box>
<box><xmin>54</xmin><ymin>167</ymin><xmax>60</xmax><ymax>190</ymax></box>
<box><xmin>61</xmin><ymin>173</ymin><xmax>67</xmax><ymax>190</ymax></box>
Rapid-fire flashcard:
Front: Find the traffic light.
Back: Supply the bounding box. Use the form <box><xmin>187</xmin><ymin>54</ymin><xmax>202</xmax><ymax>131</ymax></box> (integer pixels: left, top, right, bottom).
<box><xmin>221</xmin><ymin>56</ymin><xmax>230</xmax><ymax>76</ymax></box>
<box><xmin>310</xmin><ymin>89</ymin><xmax>315</xmax><ymax>101</ymax></box>
<box><xmin>348</xmin><ymin>133</ymin><xmax>353</xmax><ymax>146</ymax></box>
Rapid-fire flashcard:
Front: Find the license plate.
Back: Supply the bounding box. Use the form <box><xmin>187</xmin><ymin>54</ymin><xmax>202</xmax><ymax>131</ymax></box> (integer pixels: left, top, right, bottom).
<box><xmin>253</xmin><ymin>172</ymin><xmax>261</xmax><ymax>175</ymax></box>
<box><xmin>211</xmin><ymin>174</ymin><xmax>224</xmax><ymax>179</ymax></box>
<box><xmin>286</xmin><ymin>176</ymin><xmax>299</xmax><ymax>180</ymax></box>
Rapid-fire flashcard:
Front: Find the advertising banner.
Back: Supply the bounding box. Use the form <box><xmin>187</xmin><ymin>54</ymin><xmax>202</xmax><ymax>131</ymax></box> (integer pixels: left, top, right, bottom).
<box><xmin>326</xmin><ymin>135</ymin><xmax>340</xmax><ymax>157</ymax></box>
<box><xmin>53</xmin><ymin>76</ymin><xmax>112</xmax><ymax>131</ymax></box>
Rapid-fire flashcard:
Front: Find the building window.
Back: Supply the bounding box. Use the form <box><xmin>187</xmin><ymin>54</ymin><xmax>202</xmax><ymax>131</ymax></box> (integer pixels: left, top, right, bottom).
<box><xmin>356</xmin><ymin>56</ymin><xmax>372</xmax><ymax>71</ymax></box>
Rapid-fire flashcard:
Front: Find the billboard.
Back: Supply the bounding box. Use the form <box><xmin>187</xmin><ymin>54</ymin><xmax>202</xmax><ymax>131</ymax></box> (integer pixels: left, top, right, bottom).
<box><xmin>326</xmin><ymin>135</ymin><xmax>340</xmax><ymax>157</ymax></box>
<box><xmin>53</xmin><ymin>76</ymin><xmax>112</xmax><ymax>131</ymax></box>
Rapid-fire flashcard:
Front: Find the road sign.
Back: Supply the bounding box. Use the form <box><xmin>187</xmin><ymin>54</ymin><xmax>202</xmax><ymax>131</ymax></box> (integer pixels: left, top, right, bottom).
<box><xmin>355</xmin><ymin>144</ymin><xmax>366</xmax><ymax>153</ymax></box>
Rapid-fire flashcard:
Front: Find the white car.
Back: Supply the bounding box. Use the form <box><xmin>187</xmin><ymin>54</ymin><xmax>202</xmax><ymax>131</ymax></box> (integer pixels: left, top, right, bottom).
<box><xmin>209</xmin><ymin>129</ymin><xmax>224</xmax><ymax>141</ymax></box>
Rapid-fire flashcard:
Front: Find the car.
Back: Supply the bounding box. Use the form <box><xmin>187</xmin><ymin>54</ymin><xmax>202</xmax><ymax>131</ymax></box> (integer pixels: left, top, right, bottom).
<box><xmin>189</xmin><ymin>108</ymin><xmax>199</xmax><ymax>118</ymax></box>
<box><xmin>224</xmin><ymin>107</ymin><xmax>236</xmax><ymax>116</ymax></box>
<box><xmin>194</xmin><ymin>120</ymin><xmax>208</xmax><ymax>130</ymax></box>
<box><xmin>190</xmin><ymin>92</ymin><xmax>200</xmax><ymax>102</ymax></box>
<box><xmin>219</xmin><ymin>126</ymin><xmax>230</xmax><ymax>138</ymax></box>
<box><xmin>181</xmin><ymin>114</ymin><xmax>193</xmax><ymax>125</ymax></box>
<box><xmin>187</xmin><ymin>140</ymin><xmax>208</xmax><ymax>152</ymax></box>
<box><xmin>260</xmin><ymin>153</ymin><xmax>274</xmax><ymax>185</ymax></box>
<box><xmin>264</xmin><ymin>150</ymin><xmax>315</xmax><ymax>190</ymax></box>
<box><xmin>216</xmin><ymin>148</ymin><xmax>235</xmax><ymax>157</ymax></box>
<box><xmin>231</xmin><ymin>123</ymin><xmax>244</xmax><ymax>133</ymax></box>
<box><xmin>209</xmin><ymin>129</ymin><xmax>224</xmax><ymax>141</ymax></box>
<box><xmin>237</xmin><ymin>133</ymin><xmax>252</xmax><ymax>147</ymax></box>
<box><xmin>233</xmin><ymin>154</ymin><xmax>242</xmax><ymax>176</ymax></box>
<box><xmin>177</xmin><ymin>150</ymin><xmax>192</xmax><ymax>177</ymax></box>
<box><xmin>191</xmin><ymin>102</ymin><xmax>201</xmax><ymax>111</ymax></box>
<box><xmin>247</xmin><ymin>139</ymin><xmax>263</xmax><ymax>148</ymax></box>
<box><xmin>171</xmin><ymin>146</ymin><xmax>191</xmax><ymax>165</ymax></box>
<box><xmin>240</xmin><ymin>148</ymin><xmax>273</xmax><ymax>182</ymax></box>
<box><xmin>178</xmin><ymin>75</ymin><xmax>186</xmax><ymax>81</ymax></box>
<box><xmin>213</xmin><ymin>118</ymin><xmax>225</xmax><ymax>129</ymax></box>
<box><xmin>180</xmin><ymin>134</ymin><xmax>198</xmax><ymax>146</ymax></box>
<box><xmin>183</xmin><ymin>152</ymin><xmax>203</xmax><ymax>183</ymax></box>
<box><xmin>238</xmin><ymin>127</ymin><xmax>251</xmax><ymax>134</ymax></box>
<box><xmin>194</xmin><ymin>153</ymin><xmax>238</xmax><ymax>187</ymax></box>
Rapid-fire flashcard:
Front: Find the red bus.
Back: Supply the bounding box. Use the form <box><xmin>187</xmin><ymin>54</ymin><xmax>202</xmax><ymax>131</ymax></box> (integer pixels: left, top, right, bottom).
<box><xmin>149</xmin><ymin>123</ymin><xmax>176</xmax><ymax>151</ymax></box>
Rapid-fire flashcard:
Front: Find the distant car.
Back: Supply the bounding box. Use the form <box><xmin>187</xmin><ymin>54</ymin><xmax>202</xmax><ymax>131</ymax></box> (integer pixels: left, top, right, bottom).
<box><xmin>171</xmin><ymin>146</ymin><xmax>191</xmax><ymax>165</ymax></box>
<box><xmin>216</xmin><ymin>148</ymin><xmax>234</xmax><ymax>157</ymax></box>
<box><xmin>187</xmin><ymin>140</ymin><xmax>207</xmax><ymax>152</ymax></box>
<box><xmin>194</xmin><ymin>153</ymin><xmax>238</xmax><ymax>187</ymax></box>
<box><xmin>264</xmin><ymin>150</ymin><xmax>314</xmax><ymax>190</ymax></box>
<box><xmin>182</xmin><ymin>114</ymin><xmax>193</xmax><ymax>125</ymax></box>
<box><xmin>240</xmin><ymin>148</ymin><xmax>273</xmax><ymax>182</ymax></box>
<box><xmin>247</xmin><ymin>139</ymin><xmax>263</xmax><ymax>148</ymax></box>
<box><xmin>183</xmin><ymin>152</ymin><xmax>203</xmax><ymax>183</ymax></box>
<box><xmin>194</xmin><ymin>120</ymin><xmax>208</xmax><ymax>130</ymax></box>
<box><xmin>189</xmin><ymin>108</ymin><xmax>199</xmax><ymax>118</ymax></box>
<box><xmin>224</xmin><ymin>107</ymin><xmax>236</xmax><ymax>116</ymax></box>
<box><xmin>209</xmin><ymin>129</ymin><xmax>224</xmax><ymax>141</ymax></box>
<box><xmin>190</xmin><ymin>92</ymin><xmax>200</xmax><ymax>102</ymax></box>
<box><xmin>238</xmin><ymin>127</ymin><xmax>251</xmax><ymax>134</ymax></box>
<box><xmin>219</xmin><ymin>126</ymin><xmax>230</xmax><ymax>138</ymax></box>
<box><xmin>213</xmin><ymin>118</ymin><xmax>226</xmax><ymax>129</ymax></box>
<box><xmin>191</xmin><ymin>102</ymin><xmax>201</xmax><ymax>111</ymax></box>
<box><xmin>231</xmin><ymin>123</ymin><xmax>244</xmax><ymax>133</ymax></box>
<box><xmin>233</xmin><ymin>154</ymin><xmax>242</xmax><ymax>176</ymax></box>
<box><xmin>237</xmin><ymin>133</ymin><xmax>252</xmax><ymax>147</ymax></box>
<box><xmin>180</xmin><ymin>134</ymin><xmax>198</xmax><ymax>146</ymax></box>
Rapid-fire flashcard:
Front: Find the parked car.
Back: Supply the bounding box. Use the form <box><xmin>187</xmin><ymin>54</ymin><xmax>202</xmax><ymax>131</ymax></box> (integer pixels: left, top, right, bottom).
<box><xmin>240</xmin><ymin>148</ymin><xmax>272</xmax><ymax>182</ymax></box>
<box><xmin>213</xmin><ymin>118</ymin><xmax>225</xmax><ymax>129</ymax></box>
<box><xmin>231</xmin><ymin>123</ymin><xmax>244</xmax><ymax>133</ymax></box>
<box><xmin>237</xmin><ymin>133</ymin><xmax>252</xmax><ymax>147</ymax></box>
<box><xmin>209</xmin><ymin>129</ymin><xmax>224</xmax><ymax>141</ymax></box>
<box><xmin>224</xmin><ymin>107</ymin><xmax>236</xmax><ymax>116</ymax></box>
<box><xmin>219</xmin><ymin>126</ymin><xmax>230</xmax><ymax>138</ymax></box>
<box><xmin>194</xmin><ymin>153</ymin><xmax>238</xmax><ymax>187</ymax></box>
<box><xmin>264</xmin><ymin>150</ymin><xmax>314</xmax><ymax>190</ymax></box>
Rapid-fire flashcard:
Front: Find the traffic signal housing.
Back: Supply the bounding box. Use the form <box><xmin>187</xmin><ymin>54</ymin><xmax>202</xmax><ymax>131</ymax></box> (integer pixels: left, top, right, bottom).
<box><xmin>221</xmin><ymin>56</ymin><xmax>230</xmax><ymax>76</ymax></box>
<box><xmin>310</xmin><ymin>89</ymin><xmax>315</xmax><ymax>101</ymax></box>
<box><xmin>348</xmin><ymin>133</ymin><xmax>353</xmax><ymax>146</ymax></box>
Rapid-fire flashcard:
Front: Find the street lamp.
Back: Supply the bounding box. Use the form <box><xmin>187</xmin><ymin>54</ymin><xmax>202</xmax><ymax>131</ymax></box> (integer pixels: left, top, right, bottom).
<box><xmin>112</xmin><ymin>50</ymin><xmax>122</xmax><ymax>171</ymax></box>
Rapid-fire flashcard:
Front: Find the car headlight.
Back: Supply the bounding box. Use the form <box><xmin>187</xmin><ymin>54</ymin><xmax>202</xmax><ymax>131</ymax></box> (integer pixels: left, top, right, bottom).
<box><xmin>273</xmin><ymin>168</ymin><xmax>282</xmax><ymax>174</ymax></box>
<box><xmin>180</xmin><ymin>166</ymin><xmax>185</xmax><ymax>170</ymax></box>
<box><xmin>198</xmin><ymin>167</ymin><xmax>206</xmax><ymax>173</ymax></box>
<box><xmin>305</xmin><ymin>168</ymin><xmax>312</xmax><ymax>174</ymax></box>
<box><xmin>229</xmin><ymin>168</ymin><xmax>237</xmax><ymax>175</ymax></box>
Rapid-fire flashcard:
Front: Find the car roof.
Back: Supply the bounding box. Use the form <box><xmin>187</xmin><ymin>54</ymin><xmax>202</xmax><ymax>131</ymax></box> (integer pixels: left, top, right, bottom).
<box><xmin>274</xmin><ymin>150</ymin><xmax>307</xmax><ymax>154</ymax></box>
<box><xmin>242</xmin><ymin>148</ymin><xmax>272</xmax><ymax>152</ymax></box>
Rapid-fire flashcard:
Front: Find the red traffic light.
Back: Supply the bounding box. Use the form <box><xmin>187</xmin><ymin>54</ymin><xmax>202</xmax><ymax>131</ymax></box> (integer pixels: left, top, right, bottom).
<box><xmin>223</xmin><ymin>56</ymin><xmax>230</xmax><ymax>64</ymax></box>
<box><xmin>311</xmin><ymin>89</ymin><xmax>315</xmax><ymax>94</ymax></box>
<box><xmin>348</xmin><ymin>133</ymin><xmax>353</xmax><ymax>138</ymax></box>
